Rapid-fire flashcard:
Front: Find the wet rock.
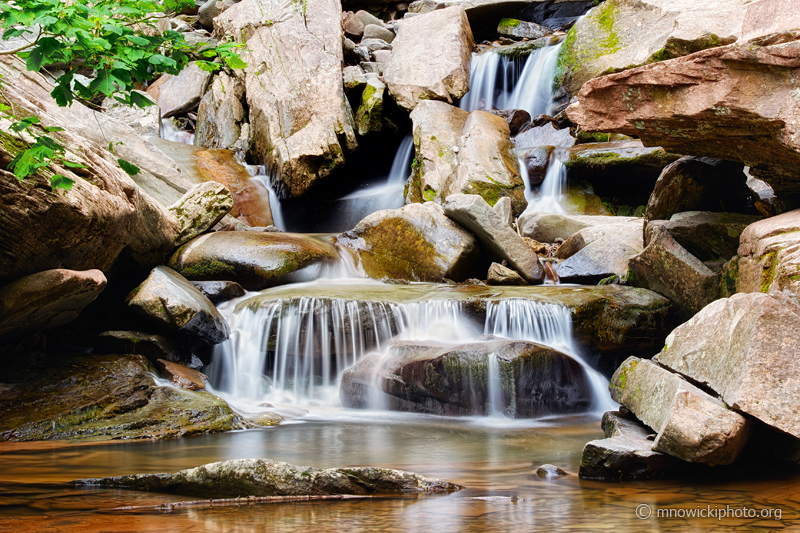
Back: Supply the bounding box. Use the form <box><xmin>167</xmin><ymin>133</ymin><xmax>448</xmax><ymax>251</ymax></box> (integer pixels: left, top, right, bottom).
<box><xmin>95</xmin><ymin>331</ymin><xmax>189</xmax><ymax>364</ymax></box>
<box><xmin>170</xmin><ymin>182</ymin><xmax>233</xmax><ymax>246</ymax></box>
<box><xmin>128</xmin><ymin>266</ymin><xmax>230</xmax><ymax>345</ymax></box>
<box><xmin>340</xmin><ymin>338</ymin><xmax>592</xmax><ymax>417</ymax></box>
<box><xmin>580</xmin><ymin>410</ymin><xmax>683</xmax><ymax>481</ymax></box>
<box><xmin>556</xmin><ymin>236</ymin><xmax>641</xmax><ymax>283</ymax></box>
<box><xmin>645</xmin><ymin>212</ymin><xmax>762</xmax><ymax>262</ymax></box>
<box><xmin>610</xmin><ymin>357</ymin><xmax>751</xmax><ymax>466</ymax></box>
<box><xmin>194</xmin><ymin>72</ymin><xmax>247</xmax><ymax>150</ymax></box>
<box><xmin>170</xmin><ymin>232</ymin><xmax>338</xmax><ymax>290</ymax></box>
<box><xmin>75</xmin><ymin>458</ymin><xmax>461</xmax><ymax>497</ymax></box>
<box><xmin>155</xmin><ymin>359</ymin><xmax>208</xmax><ymax>391</ymax></box>
<box><xmin>519</xmin><ymin>213</ymin><xmax>640</xmax><ymax>243</ymax></box>
<box><xmin>497</xmin><ymin>18</ymin><xmax>551</xmax><ymax>40</ymax></box>
<box><xmin>487</xmin><ymin>262</ymin><xmax>527</xmax><ymax>286</ymax></box>
<box><xmin>355</xmin><ymin>77</ymin><xmax>385</xmax><ymax>136</ymax></box>
<box><xmin>513</xmin><ymin>122</ymin><xmax>575</xmax><ymax>149</ymax></box>
<box><xmin>488</xmin><ymin>109</ymin><xmax>530</xmax><ymax>136</ymax></box>
<box><xmin>191</xmin><ymin>281</ymin><xmax>246</xmax><ymax>304</ymax></box>
<box><xmin>363</xmin><ymin>24</ymin><xmax>395</xmax><ymax>43</ymax></box>
<box><xmin>0</xmin><ymin>269</ymin><xmax>106</xmax><ymax>342</ymax></box>
<box><xmin>519</xmin><ymin>146</ymin><xmax>552</xmax><ymax>187</ymax></box>
<box><xmin>336</xmin><ymin>203</ymin><xmax>480</xmax><ymax>282</ymax></box>
<box><xmin>0</xmin><ymin>353</ymin><xmax>246</xmax><ymax>442</ymax></box>
<box><xmin>384</xmin><ymin>6</ymin><xmax>473</xmax><ymax>111</ymax></box>
<box><xmin>492</xmin><ymin>196</ymin><xmax>512</xmax><ymax>226</ymax></box>
<box><xmin>443</xmin><ymin>194</ymin><xmax>544</xmax><ymax>283</ymax></box>
<box><xmin>657</xmin><ymin>291</ymin><xmax>800</xmax><ymax>439</ymax></box>
<box><xmin>736</xmin><ymin>208</ymin><xmax>800</xmax><ymax>296</ymax></box>
<box><xmin>534</xmin><ymin>464</ymin><xmax>568</xmax><ymax>478</ymax></box>
<box><xmin>157</xmin><ymin>62</ymin><xmax>213</xmax><ymax>119</ymax></box>
<box><xmin>566</xmin><ymin>31</ymin><xmax>800</xmax><ymax>195</ymax></box>
<box><xmin>628</xmin><ymin>227</ymin><xmax>720</xmax><ymax>319</ymax></box>
<box><xmin>215</xmin><ymin>0</ymin><xmax>357</xmax><ymax>198</ymax></box>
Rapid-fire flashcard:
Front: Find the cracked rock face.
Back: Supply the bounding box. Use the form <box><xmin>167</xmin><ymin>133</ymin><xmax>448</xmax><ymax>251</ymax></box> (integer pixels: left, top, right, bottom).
<box><xmin>214</xmin><ymin>0</ymin><xmax>357</xmax><ymax>198</ymax></box>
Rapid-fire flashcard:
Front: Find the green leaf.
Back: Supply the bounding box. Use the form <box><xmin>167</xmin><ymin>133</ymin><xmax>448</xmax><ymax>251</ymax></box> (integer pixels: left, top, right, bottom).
<box><xmin>63</xmin><ymin>160</ymin><xmax>87</xmax><ymax>169</ymax></box>
<box><xmin>224</xmin><ymin>55</ymin><xmax>248</xmax><ymax>70</ymax></box>
<box><xmin>102</xmin><ymin>24</ymin><xmax>124</xmax><ymax>35</ymax></box>
<box><xmin>50</xmin><ymin>175</ymin><xmax>75</xmax><ymax>191</ymax></box>
<box><xmin>195</xmin><ymin>60</ymin><xmax>220</xmax><ymax>73</ymax></box>
<box><xmin>43</xmin><ymin>126</ymin><xmax>65</xmax><ymax>132</ymax></box>
<box><xmin>148</xmin><ymin>54</ymin><xmax>176</xmax><ymax>68</ymax></box>
<box><xmin>129</xmin><ymin>91</ymin><xmax>156</xmax><ymax>108</ymax></box>
<box><xmin>117</xmin><ymin>158</ymin><xmax>140</xmax><ymax>176</ymax></box>
<box><xmin>25</xmin><ymin>47</ymin><xmax>46</xmax><ymax>71</ymax></box>
<box><xmin>10</xmin><ymin>116</ymin><xmax>40</xmax><ymax>132</ymax></box>
<box><xmin>128</xmin><ymin>35</ymin><xmax>150</xmax><ymax>46</ymax></box>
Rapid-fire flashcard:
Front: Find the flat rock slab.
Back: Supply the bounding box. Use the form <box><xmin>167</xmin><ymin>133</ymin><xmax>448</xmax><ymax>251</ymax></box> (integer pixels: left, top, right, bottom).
<box><xmin>75</xmin><ymin>458</ymin><xmax>461</xmax><ymax>498</ymax></box>
<box><xmin>610</xmin><ymin>358</ymin><xmax>751</xmax><ymax>465</ymax></box>
<box><xmin>657</xmin><ymin>291</ymin><xmax>800</xmax><ymax>439</ymax></box>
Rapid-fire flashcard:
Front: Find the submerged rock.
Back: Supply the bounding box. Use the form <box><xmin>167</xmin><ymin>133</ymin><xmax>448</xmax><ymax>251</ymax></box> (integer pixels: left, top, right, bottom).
<box><xmin>534</xmin><ymin>464</ymin><xmax>568</xmax><ymax>478</ymax></box>
<box><xmin>335</xmin><ymin>203</ymin><xmax>481</xmax><ymax>282</ymax></box>
<box><xmin>128</xmin><ymin>266</ymin><xmax>230</xmax><ymax>345</ymax></box>
<box><xmin>169</xmin><ymin>231</ymin><xmax>338</xmax><ymax>290</ymax></box>
<box><xmin>0</xmin><ymin>353</ymin><xmax>247</xmax><ymax>442</ymax></box>
<box><xmin>340</xmin><ymin>338</ymin><xmax>592</xmax><ymax>417</ymax></box>
<box><xmin>75</xmin><ymin>458</ymin><xmax>461</xmax><ymax>498</ymax></box>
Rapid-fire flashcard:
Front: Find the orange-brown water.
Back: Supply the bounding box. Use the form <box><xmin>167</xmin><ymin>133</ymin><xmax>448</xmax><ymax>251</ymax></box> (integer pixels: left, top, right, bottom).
<box><xmin>1</xmin><ymin>414</ymin><xmax>798</xmax><ymax>532</ymax></box>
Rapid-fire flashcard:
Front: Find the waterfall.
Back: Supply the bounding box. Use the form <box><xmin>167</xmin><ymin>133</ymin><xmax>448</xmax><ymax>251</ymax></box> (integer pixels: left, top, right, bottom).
<box><xmin>243</xmin><ymin>164</ymin><xmax>286</xmax><ymax>230</ymax></box>
<box><xmin>160</xmin><ymin>117</ymin><xmax>195</xmax><ymax>144</ymax></box>
<box><xmin>521</xmin><ymin>154</ymin><xmax>567</xmax><ymax>215</ymax></box>
<box><xmin>459</xmin><ymin>44</ymin><xmax>562</xmax><ymax>116</ymax></box>
<box><xmin>340</xmin><ymin>133</ymin><xmax>414</xmax><ymax>203</ymax></box>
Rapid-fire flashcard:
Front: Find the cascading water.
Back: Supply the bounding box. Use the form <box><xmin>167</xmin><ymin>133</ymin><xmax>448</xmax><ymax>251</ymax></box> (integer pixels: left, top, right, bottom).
<box><xmin>160</xmin><ymin>117</ymin><xmax>195</xmax><ymax>144</ymax></box>
<box><xmin>339</xmin><ymin>133</ymin><xmax>414</xmax><ymax>209</ymax></box>
<box><xmin>244</xmin><ymin>164</ymin><xmax>287</xmax><ymax>230</ymax></box>
<box><xmin>520</xmin><ymin>153</ymin><xmax>567</xmax><ymax>215</ymax></box>
<box><xmin>459</xmin><ymin>43</ymin><xmax>562</xmax><ymax>116</ymax></box>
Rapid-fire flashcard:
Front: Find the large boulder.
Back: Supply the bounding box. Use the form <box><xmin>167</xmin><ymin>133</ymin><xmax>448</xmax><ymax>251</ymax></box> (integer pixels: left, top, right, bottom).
<box><xmin>0</xmin><ymin>352</ymin><xmax>248</xmax><ymax>441</ymax></box>
<box><xmin>340</xmin><ymin>338</ymin><xmax>592</xmax><ymax>416</ymax></box>
<box><xmin>556</xmin><ymin>235</ymin><xmax>641</xmax><ymax>283</ymax></box>
<box><xmin>156</xmin><ymin>62</ymin><xmax>213</xmax><ymax>118</ymax></box>
<box><xmin>566</xmin><ymin>30</ymin><xmax>800</xmax><ymax>194</ymax></box>
<box><xmin>170</xmin><ymin>232</ymin><xmax>338</xmax><ymax>290</ymax></box>
<box><xmin>128</xmin><ymin>266</ymin><xmax>231</xmax><ymax>345</ymax></box>
<box><xmin>519</xmin><ymin>212</ymin><xmax>640</xmax><ymax>243</ymax></box>
<box><xmin>406</xmin><ymin>101</ymin><xmax>526</xmax><ymax>214</ymax></box>
<box><xmin>610</xmin><ymin>357</ymin><xmax>751</xmax><ymax>466</ymax></box>
<box><xmin>628</xmin><ymin>227</ymin><xmax>721</xmax><ymax>319</ymax></box>
<box><xmin>443</xmin><ymin>194</ymin><xmax>544</xmax><ymax>283</ymax></box>
<box><xmin>736</xmin><ymin>208</ymin><xmax>800</xmax><ymax>296</ymax></box>
<box><xmin>194</xmin><ymin>71</ymin><xmax>247</xmax><ymax>150</ymax></box>
<box><xmin>335</xmin><ymin>203</ymin><xmax>481</xmax><ymax>282</ymax></box>
<box><xmin>169</xmin><ymin>182</ymin><xmax>234</xmax><ymax>246</ymax></box>
<box><xmin>214</xmin><ymin>0</ymin><xmax>358</xmax><ymax>197</ymax></box>
<box><xmin>75</xmin><ymin>458</ymin><xmax>461</xmax><ymax>497</ymax></box>
<box><xmin>0</xmin><ymin>269</ymin><xmax>106</xmax><ymax>341</ymax></box>
<box><xmin>384</xmin><ymin>6</ymin><xmax>473</xmax><ymax>111</ymax></box>
<box><xmin>657</xmin><ymin>291</ymin><xmax>800</xmax><ymax>439</ymax></box>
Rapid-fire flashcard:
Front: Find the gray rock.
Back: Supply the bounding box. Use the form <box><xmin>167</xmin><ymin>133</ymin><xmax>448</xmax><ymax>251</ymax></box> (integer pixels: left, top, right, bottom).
<box><xmin>487</xmin><ymin>262</ymin><xmax>527</xmax><ymax>286</ymax></box>
<box><xmin>556</xmin><ymin>236</ymin><xmax>641</xmax><ymax>283</ymax></box>
<box><xmin>519</xmin><ymin>213</ymin><xmax>640</xmax><ymax>243</ymax></box>
<box><xmin>363</xmin><ymin>23</ymin><xmax>395</xmax><ymax>43</ymax></box>
<box><xmin>372</xmin><ymin>49</ymin><xmax>392</xmax><ymax>64</ymax></box>
<box><xmin>384</xmin><ymin>6</ymin><xmax>473</xmax><ymax>111</ymax></box>
<box><xmin>128</xmin><ymin>266</ymin><xmax>230</xmax><ymax>345</ymax></box>
<box><xmin>170</xmin><ymin>182</ymin><xmax>234</xmax><ymax>246</ymax></box>
<box><xmin>513</xmin><ymin>123</ymin><xmax>575</xmax><ymax>149</ymax></box>
<box><xmin>343</xmin><ymin>65</ymin><xmax>368</xmax><ymax>94</ymax></box>
<box><xmin>492</xmin><ymin>196</ymin><xmax>513</xmax><ymax>226</ymax></box>
<box><xmin>355</xmin><ymin>9</ymin><xmax>384</xmax><ymax>28</ymax></box>
<box><xmin>158</xmin><ymin>62</ymin><xmax>213</xmax><ymax>118</ymax></box>
<box><xmin>534</xmin><ymin>464</ymin><xmax>568</xmax><ymax>478</ymax></box>
<box><xmin>198</xmin><ymin>0</ymin><xmax>240</xmax><ymax>27</ymax></box>
<box><xmin>444</xmin><ymin>194</ymin><xmax>544</xmax><ymax>283</ymax></box>
<box><xmin>191</xmin><ymin>281</ymin><xmax>246</xmax><ymax>304</ymax></box>
<box><xmin>556</xmin><ymin>222</ymin><xmax>644</xmax><ymax>260</ymax></box>
<box><xmin>360</xmin><ymin>38</ymin><xmax>392</xmax><ymax>52</ymax></box>
<box><xmin>0</xmin><ymin>269</ymin><xmax>106</xmax><ymax>341</ymax></box>
<box><xmin>75</xmin><ymin>458</ymin><xmax>461</xmax><ymax>498</ymax></box>
<box><xmin>628</xmin><ymin>227</ymin><xmax>720</xmax><ymax>319</ymax></box>
<box><xmin>497</xmin><ymin>18</ymin><xmax>551</xmax><ymax>40</ymax></box>
<box><xmin>360</xmin><ymin>61</ymin><xmax>384</xmax><ymax>75</ymax></box>
<box><xmin>95</xmin><ymin>331</ymin><xmax>188</xmax><ymax>364</ymax></box>
<box><xmin>657</xmin><ymin>291</ymin><xmax>800</xmax><ymax>439</ymax></box>
<box><xmin>194</xmin><ymin>72</ymin><xmax>247</xmax><ymax>150</ymax></box>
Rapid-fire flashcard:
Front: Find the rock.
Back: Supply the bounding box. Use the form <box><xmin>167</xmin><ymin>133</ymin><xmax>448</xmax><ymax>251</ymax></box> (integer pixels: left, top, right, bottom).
<box><xmin>343</xmin><ymin>11</ymin><xmax>365</xmax><ymax>40</ymax></box>
<box><xmin>556</xmin><ymin>221</ymin><xmax>644</xmax><ymax>260</ymax></box>
<box><xmin>336</xmin><ymin>203</ymin><xmax>481</xmax><ymax>282</ymax></box>
<box><xmin>735</xmin><ymin>208</ymin><xmax>800</xmax><ymax>296</ymax></box>
<box><xmin>372</xmin><ymin>49</ymin><xmax>392</xmax><ymax>64</ymax></box>
<box><xmin>355</xmin><ymin>9</ymin><xmax>384</xmax><ymax>28</ymax></box>
<box><xmin>0</xmin><ymin>270</ymin><xmax>106</xmax><ymax>341</ymax></box>
<box><xmin>94</xmin><ymin>331</ymin><xmax>189</xmax><ymax>364</ymax></box>
<box><xmin>155</xmin><ymin>359</ymin><xmax>208</xmax><ymax>391</ymax></box>
<box><xmin>644</xmin><ymin>157</ymin><xmax>753</xmax><ymax>225</ymax></box>
<box><xmin>0</xmin><ymin>352</ymin><xmax>248</xmax><ymax>442</ymax></box>
<box><xmin>513</xmin><ymin>122</ymin><xmax>575</xmax><ymax>149</ymax></box>
<box><xmin>360</xmin><ymin>61</ymin><xmax>384</xmax><ymax>75</ymax></box>
<box><xmin>556</xmin><ymin>236</ymin><xmax>641</xmax><ymax>283</ymax></box>
<box><xmin>340</xmin><ymin>338</ymin><xmax>592</xmax><ymax>416</ymax></box>
<box><xmin>343</xmin><ymin>65</ymin><xmax>368</xmax><ymax>97</ymax></box>
<box><xmin>101</xmin><ymin>93</ymin><xmax>160</xmax><ymax>137</ymax></box>
<box><xmin>170</xmin><ymin>182</ymin><xmax>234</xmax><ymax>246</ymax></box>
<box><xmin>519</xmin><ymin>213</ymin><xmax>640</xmax><ymax>243</ymax></box>
<box><xmin>406</xmin><ymin>102</ymin><xmax>527</xmax><ymax>214</ymax></box>
<box><xmin>198</xmin><ymin>0</ymin><xmax>239</xmax><ymax>27</ymax></box>
<box><xmin>360</xmin><ymin>38</ymin><xmax>392</xmax><ymax>52</ymax></box>
<box><xmin>443</xmin><ymin>194</ymin><xmax>544</xmax><ymax>283</ymax></box>
<box><xmin>363</xmin><ymin>23</ymin><xmax>395</xmax><ymax>43</ymax></box>
<box><xmin>0</xmin><ymin>57</ymin><xmax>180</xmax><ymax>283</ymax></box>
<box><xmin>520</xmin><ymin>146</ymin><xmax>551</xmax><ymax>187</ymax></box>
<box><xmin>214</xmin><ymin>0</ymin><xmax>357</xmax><ymax>198</ymax></box>
<box><xmin>194</xmin><ymin>149</ymin><xmax>273</xmax><ymax>227</ymax></box>
<box><xmin>191</xmin><ymin>281</ymin><xmax>246</xmax><ymax>303</ymax></box>
<box><xmin>492</xmin><ymin>196</ymin><xmax>513</xmax><ymax>226</ymax></box>
<box><xmin>194</xmin><ymin>72</ymin><xmax>247</xmax><ymax>150</ymax></box>
<box><xmin>487</xmin><ymin>108</ymin><xmax>530</xmax><ymax>136</ymax></box>
<box><xmin>157</xmin><ymin>62</ymin><xmax>213</xmax><ymax>119</ymax></box>
<box><xmin>384</xmin><ymin>6</ymin><xmax>473</xmax><ymax>111</ymax></box>
<box><xmin>610</xmin><ymin>357</ymin><xmax>751</xmax><ymax>466</ymax></box>
<box><xmin>628</xmin><ymin>227</ymin><xmax>720</xmax><ymax>319</ymax></box>
<box><xmin>645</xmin><ymin>212</ymin><xmax>763</xmax><ymax>262</ymax></box>
<box><xmin>580</xmin><ymin>410</ymin><xmax>684</xmax><ymax>481</ymax></box>
<box><xmin>128</xmin><ymin>266</ymin><xmax>230</xmax><ymax>345</ymax></box>
<box><xmin>497</xmin><ymin>18</ymin><xmax>551</xmax><ymax>40</ymax></box>
<box><xmin>487</xmin><ymin>262</ymin><xmax>527</xmax><ymax>286</ymax></box>
<box><xmin>355</xmin><ymin>77</ymin><xmax>385</xmax><ymax>136</ymax></box>
<box><xmin>565</xmin><ymin>30</ymin><xmax>800</xmax><ymax>195</ymax></box>
<box><xmin>75</xmin><ymin>458</ymin><xmax>461</xmax><ymax>497</ymax></box>
<box><xmin>170</xmin><ymin>232</ymin><xmax>338</xmax><ymax>290</ymax></box>
<box><xmin>183</xmin><ymin>31</ymin><xmax>219</xmax><ymax>48</ymax></box>
<box><xmin>657</xmin><ymin>291</ymin><xmax>800</xmax><ymax>439</ymax></box>
<box><xmin>534</xmin><ymin>464</ymin><xmax>568</xmax><ymax>478</ymax></box>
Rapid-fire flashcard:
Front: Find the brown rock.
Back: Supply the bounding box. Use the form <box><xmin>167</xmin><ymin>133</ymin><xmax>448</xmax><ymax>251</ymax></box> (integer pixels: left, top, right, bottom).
<box><xmin>487</xmin><ymin>108</ymin><xmax>531</xmax><ymax>136</ymax></box>
<box><xmin>342</xmin><ymin>11</ymin><xmax>365</xmax><ymax>40</ymax></box>
<box><xmin>736</xmin><ymin>208</ymin><xmax>800</xmax><ymax>296</ymax></box>
<box><xmin>487</xmin><ymin>262</ymin><xmax>527</xmax><ymax>286</ymax></box>
<box><xmin>156</xmin><ymin>359</ymin><xmax>208</xmax><ymax>390</ymax></box>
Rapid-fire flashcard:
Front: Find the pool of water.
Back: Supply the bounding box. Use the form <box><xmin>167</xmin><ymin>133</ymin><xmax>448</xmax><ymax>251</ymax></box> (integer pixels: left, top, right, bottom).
<box><xmin>1</xmin><ymin>410</ymin><xmax>798</xmax><ymax>531</ymax></box>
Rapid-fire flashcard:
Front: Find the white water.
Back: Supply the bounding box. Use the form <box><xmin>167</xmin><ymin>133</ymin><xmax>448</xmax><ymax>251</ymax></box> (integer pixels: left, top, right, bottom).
<box><xmin>460</xmin><ymin>44</ymin><xmax>562</xmax><ymax>116</ymax></box>
<box><xmin>520</xmin><ymin>153</ymin><xmax>568</xmax><ymax>215</ymax></box>
<box><xmin>340</xmin><ymin>133</ymin><xmax>414</xmax><ymax>205</ymax></box>
<box><xmin>160</xmin><ymin>117</ymin><xmax>195</xmax><ymax>144</ymax></box>
<box><xmin>243</xmin><ymin>163</ymin><xmax>287</xmax><ymax>231</ymax></box>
